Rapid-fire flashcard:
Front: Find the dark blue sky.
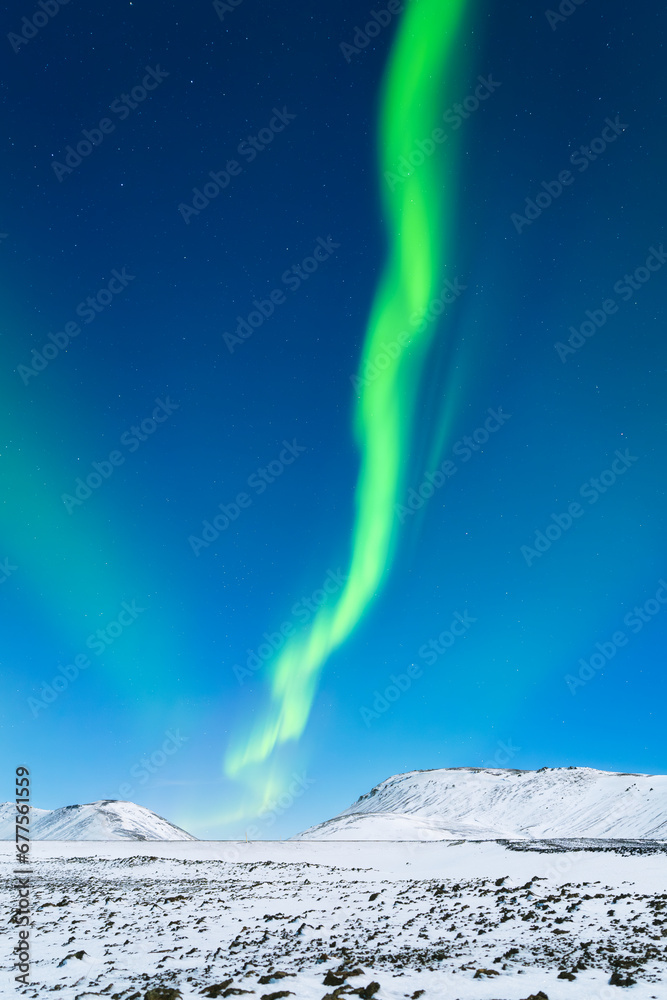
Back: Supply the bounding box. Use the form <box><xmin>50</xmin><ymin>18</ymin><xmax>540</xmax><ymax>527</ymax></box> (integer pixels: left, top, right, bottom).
<box><xmin>1</xmin><ymin>0</ymin><xmax>666</xmax><ymax>838</ymax></box>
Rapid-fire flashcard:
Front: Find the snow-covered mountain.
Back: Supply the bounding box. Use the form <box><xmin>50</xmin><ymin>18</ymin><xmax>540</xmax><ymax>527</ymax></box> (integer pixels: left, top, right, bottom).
<box><xmin>0</xmin><ymin>800</ymin><xmax>196</xmax><ymax>841</ymax></box>
<box><xmin>0</xmin><ymin>802</ymin><xmax>50</xmax><ymax>836</ymax></box>
<box><xmin>295</xmin><ymin>766</ymin><xmax>667</xmax><ymax>841</ymax></box>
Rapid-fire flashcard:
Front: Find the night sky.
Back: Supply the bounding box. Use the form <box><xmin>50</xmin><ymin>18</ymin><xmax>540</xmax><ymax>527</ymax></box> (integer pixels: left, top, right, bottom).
<box><xmin>2</xmin><ymin>0</ymin><xmax>666</xmax><ymax>839</ymax></box>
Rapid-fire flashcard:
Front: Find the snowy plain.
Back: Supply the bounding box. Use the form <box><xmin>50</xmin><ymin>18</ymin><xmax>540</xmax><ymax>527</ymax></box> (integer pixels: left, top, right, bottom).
<box><xmin>2</xmin><ymin>838</ymin><xmax>667</xmax><ymax>1000</ymax></box>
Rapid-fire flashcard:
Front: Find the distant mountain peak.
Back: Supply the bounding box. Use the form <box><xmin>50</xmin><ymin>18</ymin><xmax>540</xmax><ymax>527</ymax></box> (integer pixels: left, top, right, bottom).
<box><xmin>0</xmin><ymin>799</ymin><xmax>196</xmax><ymax>841</ymax></box>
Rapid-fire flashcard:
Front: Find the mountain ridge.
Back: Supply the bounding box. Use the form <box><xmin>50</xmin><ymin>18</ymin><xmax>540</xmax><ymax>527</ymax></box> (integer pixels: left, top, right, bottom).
<box><xmin>294</xmin><ymin>766</ymin><xmax>667</xmax><ymax>841</ymax></box>
<box><xmin>0</xmin><ymin>799</ymin><xmax>196</xmax><ymax>841</ymax></box>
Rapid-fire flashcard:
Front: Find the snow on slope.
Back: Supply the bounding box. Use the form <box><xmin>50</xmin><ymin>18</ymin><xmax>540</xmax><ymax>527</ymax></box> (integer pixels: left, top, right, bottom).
<box><xmin>0</xmin><ymin>803</ymin><xmax>50</xmax><ymax>839</ymax></box>
<box><xmin>295</xmin><ymin>766</ymin><xmax>667</xmax><ymax>840</ymax></box>
<box><xmin>0</xmin><ymin>800</ymin><xmax>196</xmax><ymax>841</ymax></box>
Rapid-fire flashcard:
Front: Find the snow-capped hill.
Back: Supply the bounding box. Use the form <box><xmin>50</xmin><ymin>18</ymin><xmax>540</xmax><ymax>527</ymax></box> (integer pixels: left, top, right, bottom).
<box><xmin>295</xmin><ymin>766</ymin><xmax>667</xmax><ymax>841</ymax></box>
<box><xmin>0</xmin><ymin>800</ymin><xmax>196</xmax><ymax>841</ymax></box>
<box><xmin>0</xmin><ymin>803</ymin><xmax>50</xmax><ymax>840</ymax></box>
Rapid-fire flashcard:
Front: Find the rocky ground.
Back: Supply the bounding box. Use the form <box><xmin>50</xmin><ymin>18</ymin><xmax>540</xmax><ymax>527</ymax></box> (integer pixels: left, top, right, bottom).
<box><xmin>1</xmin><ymin>840</ymin><xmax>666</xmax><ymax>1000</ymax></box>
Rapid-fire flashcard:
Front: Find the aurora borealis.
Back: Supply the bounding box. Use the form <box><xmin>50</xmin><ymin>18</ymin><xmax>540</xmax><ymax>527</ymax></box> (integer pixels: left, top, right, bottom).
<box><xmin>2</xmin><ymin>0</ymin><xmax>667</xmax><ymax>837</ymax></box>
<box><xmin>224</xmin><ymin>0</ymin><xmax>472</xmax><ymax>792</ymax></box>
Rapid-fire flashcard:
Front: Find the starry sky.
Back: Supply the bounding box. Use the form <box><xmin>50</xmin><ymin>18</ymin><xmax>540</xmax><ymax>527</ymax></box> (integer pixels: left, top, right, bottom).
<box><xmin>2</xmin><ymin>0</ymin><xmax>666</xmax><ymax>839</ymax></box>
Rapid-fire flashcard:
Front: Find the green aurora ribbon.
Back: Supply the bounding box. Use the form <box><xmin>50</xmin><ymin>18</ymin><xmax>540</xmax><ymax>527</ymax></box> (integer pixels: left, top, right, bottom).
<box><xmin>226</xmin><ymin>0</ymin><xmax>472</xmax><ymax>781</ymax></box>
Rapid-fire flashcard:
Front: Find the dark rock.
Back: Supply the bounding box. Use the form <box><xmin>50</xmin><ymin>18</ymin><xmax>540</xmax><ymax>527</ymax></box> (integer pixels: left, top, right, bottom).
<box><xmin>323</xmin><ymin>971</ymin><xmax>345</xmax><ymax>986</ymax></box>
<box><xmin>557</xmin><ymin>971</ymin><xmax>577</xmax><ymax>980</ymax></box>
<box><xmin>57</xmin><ymin>950</ymin><xmax>87</xmax><ymax>967</ymax></box>
<box><xmin>473</xmin><ymin>968</ymin><xmax>500</xmax><ymax>979</ymax></box>
<box><xmin>145</xmin><ymin>989</ymin><xmax>182</xmax><ymax>1000</ymax></box>
<box><xmin>609</xmin><ymin>971</ymin><xmax>637</xmax><ymax>987</ymax></box>
<box><xmin>260</xmin><ymin>993</ymin><xmax>294</xmax><ymax>1000</ymax></box>
<box><xmin>258</xmin><ymin>973</ymin><xmax>294</xmax><ymax>985</ymax></box>
<box><xmin>200</xmin><ymin>984</ymin><xmax>233</xmax><ymax>998</ymax></box>
<box><xmin>356</xmin><ymin>984</ymin><xmax>380</xmax><ymax>999</ymax></box>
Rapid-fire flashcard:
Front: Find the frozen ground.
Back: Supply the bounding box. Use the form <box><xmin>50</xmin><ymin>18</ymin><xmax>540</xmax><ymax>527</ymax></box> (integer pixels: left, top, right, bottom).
<box><xmin>2</xmin><ymin>839</ymin><xmax>667</xmax><ymax>1000</ymax></box>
